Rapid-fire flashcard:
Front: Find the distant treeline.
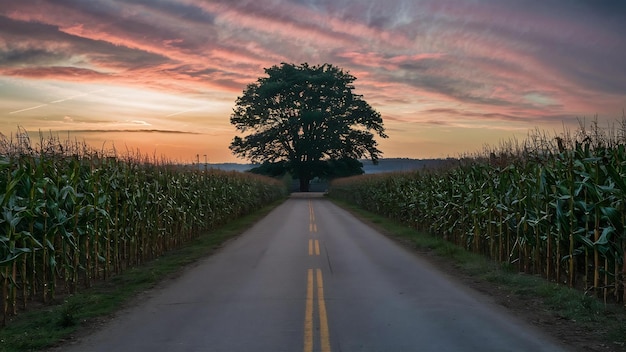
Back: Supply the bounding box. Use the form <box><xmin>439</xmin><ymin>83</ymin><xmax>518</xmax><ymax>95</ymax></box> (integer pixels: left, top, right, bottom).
<box><xmin>204</xmin><ymin>158</ymin><xmax>456</xmax><ymax>174</ymax></box>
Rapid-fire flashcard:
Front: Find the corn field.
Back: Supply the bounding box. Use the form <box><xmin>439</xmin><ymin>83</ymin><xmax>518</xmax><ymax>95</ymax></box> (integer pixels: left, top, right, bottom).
<box><xmin>0</xmin><ymin>131</ymin><xmax>287</xmax><ymax>326</ymax></box>
<box><xmin>329</xmin><ymin>121</ymin><xmax>626</xmax><ymax>305</ymax></box>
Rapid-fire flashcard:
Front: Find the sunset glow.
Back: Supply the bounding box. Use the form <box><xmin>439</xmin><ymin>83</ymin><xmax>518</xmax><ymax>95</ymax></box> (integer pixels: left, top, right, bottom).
<box><xmin>1</xmin><ymin>1</ymin><xmax>625</xmax><ymax>162</ymax></box>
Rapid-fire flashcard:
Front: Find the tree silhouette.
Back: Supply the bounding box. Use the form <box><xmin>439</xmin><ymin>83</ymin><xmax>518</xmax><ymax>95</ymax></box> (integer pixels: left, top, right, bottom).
<box><xmin>230</xmin><ymin>63</ymin><xmax>387</xmax><ymax>191</ymax></box>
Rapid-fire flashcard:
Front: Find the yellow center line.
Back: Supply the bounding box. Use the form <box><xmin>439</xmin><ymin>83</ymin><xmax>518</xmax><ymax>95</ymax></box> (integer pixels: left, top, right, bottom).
<box><xmin>308</xmin><ymin>240</ymin><xmax>320</xmax><ymax>256</ymax></box>
<box><xmin>303</xmin><ymin>269</ymin><xmax>332</xmax><ymax>352</ymax></box>
<box><xmin>304</xmin><ymin>269</ymin><xmax>314</xmax><ymax>352</ymax></box>
<box><xmin>305</xmin><ymin>201</ymin><xmax>330</xmax><ymax>351</ymax></box>
<box><xmin>309</xmin><ymin>200</ymin><xmax>317</xmax><ymax>233</ymax></box>
<box><xmin>317</xmin><ymin>269</ymin><xmax>331</xmax><ymax>352</ymax></box>
<box><xmin>309</xmin><ymin>200</ymin><xmax>315</xmax><ymax>221</ymax></box>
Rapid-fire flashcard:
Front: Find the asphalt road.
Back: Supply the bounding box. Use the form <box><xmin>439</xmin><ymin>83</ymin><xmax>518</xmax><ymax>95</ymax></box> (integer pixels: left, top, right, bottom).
<box><xmin>63</xmin><ymin>193</ymin><xmax>568</xmax><ymax>352</ymax></box>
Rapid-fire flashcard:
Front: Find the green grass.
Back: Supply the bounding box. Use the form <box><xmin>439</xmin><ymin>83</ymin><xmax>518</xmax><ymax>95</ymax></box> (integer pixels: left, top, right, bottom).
<box><xmin>330</xmin><ymin>198</ymin><xmax>626</xmax><ymax>350</ymax></box>
<box><xmin>0</xmin><ymin>198</ymin><xmax>285</xmax><ymax>352</ymax></box>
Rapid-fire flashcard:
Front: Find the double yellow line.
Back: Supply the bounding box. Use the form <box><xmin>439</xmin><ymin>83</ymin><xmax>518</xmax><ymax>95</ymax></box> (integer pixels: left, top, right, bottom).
<box><xmin>309</xmin><ymin>200</ymin><xmax>317</xmax><ymax>233</ymax></box>
<box><xmin>309</xmin><ymin>239</ymin><xmax>320</xmax><ymax>256</ymax></box>
<box><xmin>305</xmin><ymin>200</ymin><xmax>331</xmax><ymax>352</ymax></box>
<box><xmin>304</xmin><ymin>269</ymin><xmax>331</xmax><ymax>352</ymax></box>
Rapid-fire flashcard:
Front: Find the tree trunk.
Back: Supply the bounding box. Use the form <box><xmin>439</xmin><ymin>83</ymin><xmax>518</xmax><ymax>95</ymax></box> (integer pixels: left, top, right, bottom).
<box><xmin>299</xmin><ymin>177</ymin><xmax>310</xmax><ymax>192</ymax></box>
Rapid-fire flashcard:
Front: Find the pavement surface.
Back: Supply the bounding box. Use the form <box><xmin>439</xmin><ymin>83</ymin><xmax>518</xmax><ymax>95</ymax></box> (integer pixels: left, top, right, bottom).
<box><xmin>63</xmin><ymin>193</ymin><xmax>569</xmax><ymax>352</ymax></box>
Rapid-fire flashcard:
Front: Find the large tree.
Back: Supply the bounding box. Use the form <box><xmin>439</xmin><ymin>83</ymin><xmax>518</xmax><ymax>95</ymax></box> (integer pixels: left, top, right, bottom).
<box><xmin>230</xmin><ymin>63</ymin><xmax>387</xmax><ymax>191</ymax></box>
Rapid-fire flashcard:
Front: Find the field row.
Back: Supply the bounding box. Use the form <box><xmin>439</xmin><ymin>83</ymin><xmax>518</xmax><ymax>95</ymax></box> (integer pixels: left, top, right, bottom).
<box><xmin>0</xmin><ymin>142</ymin><xmax>286</xmax><ymax>326</ymax></box>
<box><xmin>330</xmin><ymin>137</ymin><xmax>626</xmax><ymax>304</ymax></box>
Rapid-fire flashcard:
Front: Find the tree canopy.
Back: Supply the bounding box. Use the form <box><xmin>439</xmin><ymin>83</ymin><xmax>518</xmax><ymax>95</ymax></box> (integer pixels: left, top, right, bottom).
<box><xmin>230</xmin><ymin>62</ymin><xmax>387</xmax><ymax>191</ymax></box>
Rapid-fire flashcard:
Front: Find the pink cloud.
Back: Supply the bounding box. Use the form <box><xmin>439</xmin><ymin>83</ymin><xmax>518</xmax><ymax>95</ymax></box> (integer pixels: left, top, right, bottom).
<box><xmin>1</xmin><ymin>66</ymin><xmax>111</xmax><ymax>80</ymax></box>
<box><xmin>1</xmin><ymin>0</ymin><xmax>625</xmax><ymax>163</ymax></box>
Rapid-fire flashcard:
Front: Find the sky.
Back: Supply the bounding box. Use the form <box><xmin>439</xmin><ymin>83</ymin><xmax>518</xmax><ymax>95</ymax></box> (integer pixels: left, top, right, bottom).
<box><xmin>1</xmin><ymin>0</ymin><xmax>625</xmax><ymax>163</ymax></box>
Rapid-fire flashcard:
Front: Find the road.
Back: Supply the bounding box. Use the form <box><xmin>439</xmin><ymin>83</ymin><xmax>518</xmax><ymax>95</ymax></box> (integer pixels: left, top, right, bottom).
<box><xmin>63</xmin><ymin>193</ymin><xmax>568</xmax><ymax>352</ymax></box>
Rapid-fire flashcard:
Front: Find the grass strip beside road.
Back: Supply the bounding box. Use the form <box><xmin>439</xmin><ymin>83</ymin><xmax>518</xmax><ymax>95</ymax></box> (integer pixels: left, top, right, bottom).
<box><xmin>330</xmin><ymin>198</ymin><xmax>626</xmax><ymax>352</ymax></box>
<box><xmin>0</xmin><ymin>199</ymin><xmax>286</xmax><ymax>352</ymax></box>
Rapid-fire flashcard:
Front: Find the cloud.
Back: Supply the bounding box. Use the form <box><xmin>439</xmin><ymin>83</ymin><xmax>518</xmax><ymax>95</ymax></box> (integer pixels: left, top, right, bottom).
<box><xmin>49</xmin><ymin>129</ymin><xmax>201</xmax><ymax>134</ymax></box>
<box><xmin>419</xmin><ymin>108</ymin><xmax>578</xmax><ymax>126</ymax></box>
<box><xmin>1</xmin><ymin>0</ymin><xmax>626</xmax><ymax>161</ymax></box>
<box><xmin>2</xmin><ymin>66</ymin><xmax>111</xmax><ymax>80</ymax></box>
<box><xmin>3</xmin><ymin>0</ymin><xmax>621</xmax><ymax>112</ymax></box>
<box><xmin>0</xmin><ymin>47</ymin><xmax>71</xmax><ymax>66</ymax></box>
<box><xmin>0</xmin><ymin>15</ymin><xmax>171</xmax><ymax>69</ymax></box>
<box><xmin>6</xmin><ymin>86</ymin><xmax>109</xmax><ymax>115</ymax></box>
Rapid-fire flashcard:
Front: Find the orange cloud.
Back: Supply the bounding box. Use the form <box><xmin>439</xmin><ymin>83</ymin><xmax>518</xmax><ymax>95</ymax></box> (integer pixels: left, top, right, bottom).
<box><xmin>1</xmin><ymin>0</ymin><xmax>625</xmax><ymax>162</ymax></box>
